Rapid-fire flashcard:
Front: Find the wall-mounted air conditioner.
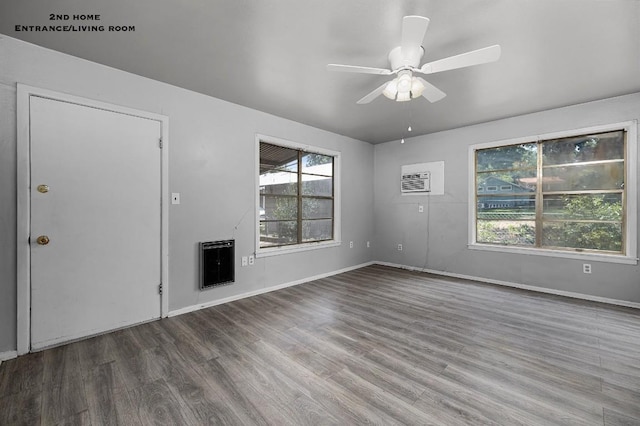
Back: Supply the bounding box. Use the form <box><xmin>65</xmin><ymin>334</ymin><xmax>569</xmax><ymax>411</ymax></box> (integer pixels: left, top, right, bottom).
<box><xmin>401</xmin><ymin>171</ymin><xmax>431</xmax><ymax>193</ymax></box>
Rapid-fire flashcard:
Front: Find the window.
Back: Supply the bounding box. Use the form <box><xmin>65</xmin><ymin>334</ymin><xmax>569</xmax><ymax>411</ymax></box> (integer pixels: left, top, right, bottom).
<box><xmin>470</xmin><ymin>122</ymin><xmax>637</xmax><ymax>263</ymax></box>
<box><xmin>257</xmin><ymin>137</ymin><xmax>340</xmax><ymax>254</ymax></box>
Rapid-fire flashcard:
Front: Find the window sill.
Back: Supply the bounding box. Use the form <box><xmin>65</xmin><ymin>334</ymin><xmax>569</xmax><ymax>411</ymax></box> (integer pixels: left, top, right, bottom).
<box><xmin>468</xmin><ymin>243</ymin><xmax>638</xmax><ymax>265</ymax></box>
<box><xmin>256</xmin><ymin>240</ymin><xmax>341</xmax><ymax>258</ymax></box>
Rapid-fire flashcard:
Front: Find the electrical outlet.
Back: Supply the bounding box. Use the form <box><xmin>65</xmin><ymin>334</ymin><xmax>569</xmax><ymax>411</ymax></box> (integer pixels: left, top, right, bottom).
<box><xmin>248</xmin><ymin>255</ymin><xmax>255</xmax><ymax>265</ymax></box>
<box><xmin>418</xmin><ymin>205</ymin><xmax>424</xmax><ymax>213</ymax></box>
<box><xmin>583</xmin><ymin>263</ymin><xmax>591</xmax><ymax>274</ymax></box>
<box><xmin>398</xmin><ymin>244</ymin><xmax>403</xmax><ymax>251</ymax></box>
<box><xmin>349</xmin><ymin>241</ymin><xmax>353</xmax><ymax>248</ymax></box>
<box><xmin>366</xmin><ymin>241</ymin><xmax>370</xmax><ymax>248</ymax></box>
<box><xmin>241</xmin><ymin>256</ymin><xmax>248</xmax><ymax>266</ymax></box>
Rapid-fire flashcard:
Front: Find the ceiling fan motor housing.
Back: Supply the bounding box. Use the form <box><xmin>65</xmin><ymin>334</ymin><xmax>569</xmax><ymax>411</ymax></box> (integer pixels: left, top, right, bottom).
<box><xmin>388</xmin><ymin>46</ymin><xmax>424</xmax><ymax>71</ymax></box>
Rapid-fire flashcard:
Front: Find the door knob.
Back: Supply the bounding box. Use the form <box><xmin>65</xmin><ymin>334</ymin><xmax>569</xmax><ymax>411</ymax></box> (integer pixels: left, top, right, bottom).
<box><xmin>36</xmin><ymin>235</ymin><xmax>50</xmax><ymax>245</ymax></box>
<box><xmin>37</xmin><ymin>184</ymin><xmax>50</xmax><ymax>193</ymax></box>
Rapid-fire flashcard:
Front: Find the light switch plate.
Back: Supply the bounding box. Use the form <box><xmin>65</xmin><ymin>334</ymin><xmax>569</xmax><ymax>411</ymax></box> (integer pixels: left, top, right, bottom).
<box><xmin>171</xmin><ymin>193</ymin><xmax>180</xmax><ymax>204</ymax></box>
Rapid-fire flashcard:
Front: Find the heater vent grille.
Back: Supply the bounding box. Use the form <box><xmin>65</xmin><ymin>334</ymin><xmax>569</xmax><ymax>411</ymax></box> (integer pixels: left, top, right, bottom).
<box><xmin>200</xmin><ymin>240</ymin><xmax>235</xmax><ymax>289</ymax></box>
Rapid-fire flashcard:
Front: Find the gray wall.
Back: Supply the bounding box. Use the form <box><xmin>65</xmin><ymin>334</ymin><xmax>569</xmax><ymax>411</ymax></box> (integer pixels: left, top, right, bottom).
<box><xmin>374</xmin><ymin>93</ymin><xmax>640</xmax><ymax>303</ymax></box>
<box><xmin>0</xmin><ymin>36</ymin><xmax>375</xmax><ymax>353</ymax></box>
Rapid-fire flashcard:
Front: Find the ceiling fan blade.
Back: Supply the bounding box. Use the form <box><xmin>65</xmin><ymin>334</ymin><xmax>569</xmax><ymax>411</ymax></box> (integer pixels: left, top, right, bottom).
<box><xmin>420</xmin><ymin>44</ymin><xmax>501</xmax><ymax>75</ymax></box>
<box><xmin>401</xmin><ymin>16</ymin><xmax>430</xmax><ymax>57</ymax></box>
<box><xmin>327</xmin><ymin>64</ymin><xmax>393</xmax><ymax>75</ymax></box>
<box><xmin>416</xmin><ymin>77</ymin><xmax>446</xmax><ymax>103</ymax></box>
<box><xmin>357</xmin><ymin>82</ymin><xmax>389</xmax><ymax>104</ymax></box>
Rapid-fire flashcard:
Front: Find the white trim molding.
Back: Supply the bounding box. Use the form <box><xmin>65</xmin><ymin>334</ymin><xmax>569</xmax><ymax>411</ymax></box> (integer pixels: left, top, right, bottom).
<box><xmin>468</xmin><ymin>243</ymin><xmax>639</xmax><ymax>265</ymax></box>
<box><xmin>0</xmin><ymin>350</ymin><xmax>18</xmax><ymax>364</ymax></box>
<box><xmin>169</xmin><ymin>261</ymin><xmax>374</xmax><ymax>317</ymax></box>
<box><xmin>376</xmin><ymin>261</ymin><xmax>640</xmax><ymax>310</ymax></box>
<box><xmin>16</xmin><ymin>84</ymin><xmax>170</xmax><ymax>355</ymax></box>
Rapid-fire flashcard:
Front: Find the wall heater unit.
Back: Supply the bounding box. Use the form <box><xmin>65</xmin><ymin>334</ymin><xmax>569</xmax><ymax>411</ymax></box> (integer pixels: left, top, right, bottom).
<box><xmin>200</xmin><ymin>239</ymin><xmax>235</xmax><ymax>289</ymax></box>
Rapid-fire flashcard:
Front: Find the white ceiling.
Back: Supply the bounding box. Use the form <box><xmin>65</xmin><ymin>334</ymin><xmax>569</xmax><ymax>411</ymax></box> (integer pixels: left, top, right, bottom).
<box><xmin>2</xmin><ymin>0</ymin><xmax>639</xmax><ymax>144</ymax></box>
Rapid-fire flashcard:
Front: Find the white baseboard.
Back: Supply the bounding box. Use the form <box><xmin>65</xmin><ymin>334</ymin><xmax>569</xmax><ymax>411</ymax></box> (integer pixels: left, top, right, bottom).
<box><xmin>375</xmin><ymin>261</ymin><xmax>640</xmax><ymax>310</ymax></box>
<box><xmin>169</xmin><ymin>261</ymin><xmax>375</xmax><ymax>317</ymax></box>
<box><xmin>0</xmin><ymin>350</ymin><xmax>18</xmax><ymax>364</ymax></box>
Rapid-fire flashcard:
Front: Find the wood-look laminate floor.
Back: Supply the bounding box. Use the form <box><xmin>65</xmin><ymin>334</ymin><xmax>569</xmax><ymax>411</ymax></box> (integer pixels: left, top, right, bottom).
<box><xmin>1</xmin><ymin>265</ymin><xmax>640</xmax><ymax>425</ymax></box>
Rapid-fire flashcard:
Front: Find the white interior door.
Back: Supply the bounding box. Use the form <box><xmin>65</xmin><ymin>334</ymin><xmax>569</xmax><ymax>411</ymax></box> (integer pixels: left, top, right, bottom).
<box><xmin>29</xmin><ymin>96</ymin><xmax>162</xmax><ymax>350</ymax></box>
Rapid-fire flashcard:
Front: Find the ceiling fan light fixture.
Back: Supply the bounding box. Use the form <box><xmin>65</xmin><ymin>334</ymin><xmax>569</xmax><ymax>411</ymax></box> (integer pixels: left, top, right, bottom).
<box><xmin>382</xmin><ymin>79</ymin><xmax>398</xmax><ymax>100</ymax></box>
<box><xmin>410</xmin><ymin>77</ymin><xmax>425</xmax><ymax>98</ymax></box>
<box><xmin>396</xmin><ymin>71</ymin><xmax>412</xmax><ymax>93</ymax></box>
<box><xmin>396</xmin><ymin>91</ymin><xmax>411</xmax><ymax>102</ymax></box>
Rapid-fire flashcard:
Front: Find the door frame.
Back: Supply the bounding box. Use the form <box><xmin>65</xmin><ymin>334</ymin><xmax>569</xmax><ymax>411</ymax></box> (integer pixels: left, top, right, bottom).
<box><xmin>16</xmin><ymin>84</ymin><xmax>170</xmax><ymax>355</ymax></box>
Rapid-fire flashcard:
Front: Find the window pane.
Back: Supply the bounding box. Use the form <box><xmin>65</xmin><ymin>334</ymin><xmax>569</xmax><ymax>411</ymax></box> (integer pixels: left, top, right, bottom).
<box><xmin>259</xmin><ymin>143</ymin><xmax>298</xmax><ymax>173</ymax></box>
<box><xmin>477</xmin><ymin>220</ymin><xmax>535</xmax><ymax>246</ymax></box>
<box><xmin>259</xmin><ymin>141</ymin><xmax>337</xmax><ymax>249</ymax></box>
<box><xmin>260</xmin><ymin>221</ymin><xmax>298</xmax><ymax>247</ymax></box>
<box><xmin>302</xmin><ymin>198</ymin><xmax>333</xmax><ymax>219</ymax></box>
<box><xmin>542</xmin><ymin>222</ymin><xmax>622</xmax><ymax>252</ymax></box>
<box><xmin>476</xmin><ymin>143</ymin><xmax>537</xmax><ymax>172</ymax></box>
<box><xmin>302</xmin><ymin>219</ymin><xmax>333</xmax><ymax>242</ymax></box>
<box><xmin>542</xmin><ymin>194</ymin><xmax>622</xmax><ymax>221</ymax></box>
<box><xmin>477</xmin><ymin>170</ymin><xmax>537</xmax><ymax>194</ymax></box>
<box><xmin>262</xmin><ymin>196</ymin><xmax>297</xmax><ymax>220</ymax></box>
<box><xmin>474</xmin><ymin>128</ymin><xmax>627</xmax><ymax>253</ymax></box>
<box><xmin>260</xmin><ymin>170</ymin><xmax>298</xmax><ymax>195</ymax></box>
<box><xmin>477</xmin><ymin>195</ymin><xmax>536</xmax><ymax>220</ymax></box>
<box><xmin>301</xmin><ymin>153</ymin><xmax>333</xmax><ymax>175</ymax></box>
<box><xmin>302</xmin><ymin>174</ymin><xmax>333</xmax><ymax>196</ymax></box>
<box><xmin>542</xmin><ymin>131</ymin><xmax>624</xmax><ymax>166</ymax></box>
<box><xmin>541</xmin><ymin>162</ymin><xmax>624</xmax><ymax>191</ymax></box>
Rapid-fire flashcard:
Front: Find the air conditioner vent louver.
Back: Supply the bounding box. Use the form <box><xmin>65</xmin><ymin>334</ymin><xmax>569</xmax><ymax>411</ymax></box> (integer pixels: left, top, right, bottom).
<box><xmin>401</xmin><ymin>171</ymin><xmax>431</xmax><ymax>193</ymax></box>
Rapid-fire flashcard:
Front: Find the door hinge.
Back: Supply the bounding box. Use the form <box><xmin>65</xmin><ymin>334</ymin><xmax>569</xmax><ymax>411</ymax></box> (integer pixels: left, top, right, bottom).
<box><xmin>159</xmin><ymin>283</ymin><xmax>163</xmax><ymax>295</ymax></box>
<box><xmin>159</xmin><ymin>138</ymin><xmax>163</xmax><ymax>149</ymax></box>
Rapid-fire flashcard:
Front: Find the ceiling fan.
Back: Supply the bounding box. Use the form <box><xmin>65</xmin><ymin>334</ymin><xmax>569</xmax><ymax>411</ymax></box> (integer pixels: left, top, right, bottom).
<box><xmin>327</xmin><ymin>16</ymin><xmax>501</xmax><ymax>104</ymax></box>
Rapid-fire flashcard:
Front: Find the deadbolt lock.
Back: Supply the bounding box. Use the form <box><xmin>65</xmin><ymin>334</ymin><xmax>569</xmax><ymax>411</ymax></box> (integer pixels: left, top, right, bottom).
<box><xmin>36</xmin><ymin>235</ymin><xmax>50</xmax><ymax>245</ymax></box>
<box><xmin>37</xmin><ymin>184</ymin><xmax>50</xmax><ymax>193</ymax></box>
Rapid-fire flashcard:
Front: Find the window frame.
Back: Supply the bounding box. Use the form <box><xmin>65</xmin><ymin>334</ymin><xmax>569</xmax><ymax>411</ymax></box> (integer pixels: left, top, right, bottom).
<box><xmin>255</xmin><ymin>134</ymin><xmax>341</xmax><ymax>257</ymax></box>
<box><xmin>468</xmin><ymin>121</ymin><xmax>638</xmax><ymax>265</ymax></box>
